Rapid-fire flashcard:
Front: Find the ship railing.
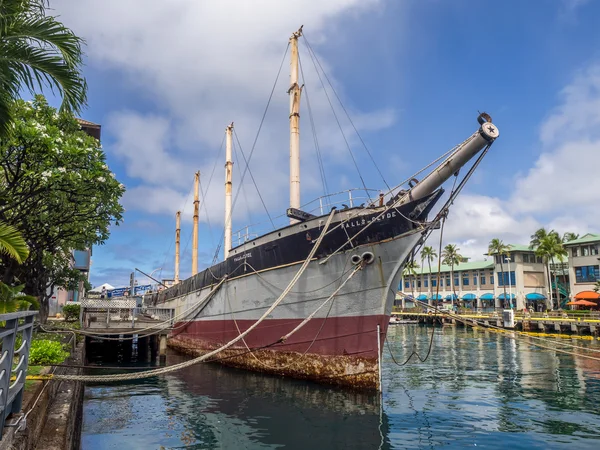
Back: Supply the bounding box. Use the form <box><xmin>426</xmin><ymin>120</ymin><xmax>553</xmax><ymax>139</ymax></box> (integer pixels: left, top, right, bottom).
<box><xmin>232</xmin><ymin>188</ymin><xmax>380</xmax><ymax>247</ymax></box>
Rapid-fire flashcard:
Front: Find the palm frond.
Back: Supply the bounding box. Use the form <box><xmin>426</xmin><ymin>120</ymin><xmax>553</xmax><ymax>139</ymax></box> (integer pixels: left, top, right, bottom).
<box><xmin>0</xmin><ymin>221</ymin><xmax>29</xmax><ymax>263</ymax></box>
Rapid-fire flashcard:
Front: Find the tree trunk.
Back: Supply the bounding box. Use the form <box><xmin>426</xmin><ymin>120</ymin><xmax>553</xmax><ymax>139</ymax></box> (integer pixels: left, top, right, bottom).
<box><xmin>546</xmin><ymin>260</ymin><xmax>552</xmax><ymax>311</ymax></box>
<box><xmin>551</xmin><ymin>256</ymin><xmax>560</xmax><ymax>310</ymax></box>
<box><xmin>499</xmin><ymin>259</ymin><xmax>506</xmax><ymax>309</ymax></box>
<box><xmin>450</xmin><ymin>266</ymin><xmax>454</xmax><ymax>307</ymax></box>
<box><xmin>428</xmin><ymin>260</ymin><xmax>433</xmax><ymax>306</ymax></box>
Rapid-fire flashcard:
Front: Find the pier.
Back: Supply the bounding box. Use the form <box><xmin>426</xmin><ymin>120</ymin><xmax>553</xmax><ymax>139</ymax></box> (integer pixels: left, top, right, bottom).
<box><xmin>80</xmin><ymin>298</ymin><xmax>174</xmax><ymax>358</ymax></box>
<box><xmin>393</xmin><ymin>310</ymin><xmax>600</xmax><ymax>337</ymax></box>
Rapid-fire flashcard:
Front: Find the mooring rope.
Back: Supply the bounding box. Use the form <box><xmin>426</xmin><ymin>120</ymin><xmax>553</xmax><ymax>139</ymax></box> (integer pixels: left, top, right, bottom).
<box><xmin>42</xmin><ymin>210</ymin><xmax>336</xmax><ymax>383</ymax></box>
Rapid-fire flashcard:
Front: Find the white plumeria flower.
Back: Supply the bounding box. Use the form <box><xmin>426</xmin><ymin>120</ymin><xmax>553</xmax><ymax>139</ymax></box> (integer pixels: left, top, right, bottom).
<box><xmin>97</xmin><ymin>176</ymin><xmax>105</xmax><ymax>182</ymax></box>
<box><xmin>76</xmin><ymin>137</ymin><xmax>83</xmax><ymax>143</ymax></box>
<box><xmin>102</xmin><ymin>164</ymin><xmax>108</xmax><ymax>170</ymax></box>
<box><xmin>58</xmin><ymin>167</ymin><xmax>66</xmax><ymax>173</ymax></box>
<box><xmin>56</xmin><ymin>137</ymin><xmax>63</xmax><ymax>144</ymax></box>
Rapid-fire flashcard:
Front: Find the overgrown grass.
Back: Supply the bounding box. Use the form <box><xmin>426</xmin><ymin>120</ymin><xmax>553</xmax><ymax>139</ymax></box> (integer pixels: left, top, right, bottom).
<box><xmin>28</xmin><ymin>340</ymin><xmax>69</xmax><ymax>366</ymax></box>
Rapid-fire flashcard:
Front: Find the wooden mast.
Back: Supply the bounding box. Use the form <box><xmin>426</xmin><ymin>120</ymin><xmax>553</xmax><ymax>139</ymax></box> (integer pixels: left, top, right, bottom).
<box><xmin>174</xmin><ymin>210</ymin><xmax>181</xmax><ymax>283</ymax></box>
<box><xmin>192</xmin><ymin>171</ymin><xmax>200</xmax><ymax>275</ymax></box>
<box><xmin>289</xmin><ymin>26</ymin><xmax>303</xmax><ymax>224</ymax></box>
<box><xmin>224</xmin><ymin>123</ymin><xmax>234</xmax><ymax>259</ymax></box>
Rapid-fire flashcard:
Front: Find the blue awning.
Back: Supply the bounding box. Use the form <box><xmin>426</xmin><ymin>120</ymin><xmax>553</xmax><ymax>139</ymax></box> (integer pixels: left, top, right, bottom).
<box><xmin>498</xmin><ymin>293</ymin><xmax>516</xmax><ymax>300</ymax></box>
<box><xmin>462</xmin><ymin>293</ymin><xmax>477</xmax><ymax>300</ymax></box>
<box><xmin>430</xmin><ymin>294</ymin><xmax>443</xmax><ymax>300</ymax></box>
<box><xmin>416</xmin><ymin>294</ymin><xmax>428</xmax><ymax>301</ymax></box>
<box><xmin>525</xmin><ymin>293</ymin><xmax>546</xmax><ymax>301</ymax></box>
<box><xmin>445</xmin><ymin>294</ymin><xmax>459</xmax><ymax>301</ymax></box>
<box><xmin>480</xmin><ymin>293</ymin><xmax>495</xmax><ymax>301</ymax></box>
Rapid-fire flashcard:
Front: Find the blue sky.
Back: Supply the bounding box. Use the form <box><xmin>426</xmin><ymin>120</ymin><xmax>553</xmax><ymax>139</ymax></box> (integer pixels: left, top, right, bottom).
<box><xmin>49</xmin><ymin>0</ymin><xmax>600</xmax><ymax>288</ymax></box>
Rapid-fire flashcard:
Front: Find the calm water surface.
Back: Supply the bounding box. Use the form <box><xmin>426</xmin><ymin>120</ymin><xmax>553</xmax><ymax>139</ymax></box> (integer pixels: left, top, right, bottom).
<box><xmin>81</xmin><ymin>326</ymin><xmax>600</xmax><ymax>449</ymax></box>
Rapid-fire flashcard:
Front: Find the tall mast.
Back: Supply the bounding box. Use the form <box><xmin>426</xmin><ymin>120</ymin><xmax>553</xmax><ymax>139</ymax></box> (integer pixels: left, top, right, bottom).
<box><xmin>289</xmin><ymin>26</ymin><xmax>303</xmax><ymax>224</ymax></box>
<box><xmin>174</xmin><ymin>210</ymin><xmax>181</xmax><ymax>283</ymax></box>
<box><xmin>224</xmin><ymin>122</ymin><xmax>234</xmax><ymax>259</ymax></box>
<box><xmin>192</xmin><ymin>171</ymin><xmax>200</xmax><ymax>275</ymax></box>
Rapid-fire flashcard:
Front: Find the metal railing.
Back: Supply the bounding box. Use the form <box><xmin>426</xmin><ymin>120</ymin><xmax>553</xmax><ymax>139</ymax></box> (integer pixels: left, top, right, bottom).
<box><xmin>232</xmin><ymin>188</ymin><xmax>381</xmax><ymax>246</ymax></box>
<box><xmin>0</xmin><ymin>311</ymin><xmax>37</xmax><ymax>437</ymax></box>
<box><xmin>81</xmin><ymin>298</ymin><xmax>174</xmax><ymax>330</ymax></box>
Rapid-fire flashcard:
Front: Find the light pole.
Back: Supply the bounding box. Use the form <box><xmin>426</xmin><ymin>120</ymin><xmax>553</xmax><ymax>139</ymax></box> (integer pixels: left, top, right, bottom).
<box><xmin>506</xmin><ymin>257</ymin><xmax>513</xmax><ymax>309</ymax></box>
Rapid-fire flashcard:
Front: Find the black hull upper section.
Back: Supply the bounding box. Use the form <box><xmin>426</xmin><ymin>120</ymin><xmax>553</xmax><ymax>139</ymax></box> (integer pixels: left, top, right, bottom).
<box><xmin>151</xmin><ymin>191</ymin><xmax>443</xmax><ymax>304</ymax></box>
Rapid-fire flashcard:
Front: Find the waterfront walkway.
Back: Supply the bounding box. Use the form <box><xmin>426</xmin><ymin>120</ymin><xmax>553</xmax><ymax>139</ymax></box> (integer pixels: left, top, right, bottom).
<box><xmin>393</xmin><ymin>310</ymin><xmax>600</xmax><ymax>336</ymax></box>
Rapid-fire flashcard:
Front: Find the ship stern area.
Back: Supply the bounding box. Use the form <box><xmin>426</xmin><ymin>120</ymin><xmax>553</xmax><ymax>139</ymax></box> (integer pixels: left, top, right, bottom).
<box><xmin>168</xmin><ymin>192</ymin><xmax>442</xmax><ymax>391</ymax></box>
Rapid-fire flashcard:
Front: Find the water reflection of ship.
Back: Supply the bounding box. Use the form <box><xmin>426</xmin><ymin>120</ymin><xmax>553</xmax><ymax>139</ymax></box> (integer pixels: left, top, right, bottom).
<box><xmin>162</xmin><ymin>351</ymin><xmax>390</xmax><ymax>449</ymax></box>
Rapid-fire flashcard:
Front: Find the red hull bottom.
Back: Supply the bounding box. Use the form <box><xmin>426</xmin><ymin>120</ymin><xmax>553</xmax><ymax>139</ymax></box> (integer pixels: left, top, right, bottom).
<box><xmin>168</xmin><ymin>315</ymin><xmax>388</xmax><ymax>391</ymax></box>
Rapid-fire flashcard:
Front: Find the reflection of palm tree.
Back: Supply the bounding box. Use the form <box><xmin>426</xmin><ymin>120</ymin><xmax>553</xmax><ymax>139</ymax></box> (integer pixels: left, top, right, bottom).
<box><xmin>441</xmin><ymin>244</ymin><xmax>462</xmax><ymax>307</ymax></box>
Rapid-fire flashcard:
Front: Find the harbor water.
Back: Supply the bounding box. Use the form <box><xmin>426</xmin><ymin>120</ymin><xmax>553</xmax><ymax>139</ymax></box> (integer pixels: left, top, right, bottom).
<box><xmin>81</xmin><ymin>325</ymin><xmax>600</xmax><ymax>449</ymax></box>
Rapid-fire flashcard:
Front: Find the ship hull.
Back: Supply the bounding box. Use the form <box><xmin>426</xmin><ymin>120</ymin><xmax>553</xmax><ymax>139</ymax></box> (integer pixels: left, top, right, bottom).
<box><xmin>163</xmin><ymin>230</ymin><xmax>422</xmax><ymax>390</ymax></box>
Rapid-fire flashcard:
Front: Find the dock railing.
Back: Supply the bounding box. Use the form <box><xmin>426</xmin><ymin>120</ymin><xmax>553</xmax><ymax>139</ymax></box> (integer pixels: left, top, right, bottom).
<box><xmin>0</xmin><ymin>311</ymin><xmax>37</xmax><ymax>437</ymax></box>
<box><xmin>81</xmin><ymin>298</ymin><xmax>174</xmax><ymax>330</ymax></box>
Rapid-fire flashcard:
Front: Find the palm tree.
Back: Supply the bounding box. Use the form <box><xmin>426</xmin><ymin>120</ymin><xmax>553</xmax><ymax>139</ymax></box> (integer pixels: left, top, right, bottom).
<box><xmin>0</xmin><ymin>0</ymin><xmax>87</xmax><ymax>135</ymax></box>
<box><xmin>488</xmin><ymin>238</ymin><xmax>510</xmax><ymax>307</ymax></box>
<box><xmin>0</xmin><ymin>221</ymin><xmax>29</xmax><ymax>263</ymax></box>
<box><xmin>530</xmin><ymin>228</ymin><xmax>561</xmax><ymax>309</ymax></box>
<box><xmin>421</xmin><ymin>246</ymin><xmax>437</xmax><ymax>303</ymax></box>
<box><xmin>536</xmin><ymin>234</ymin><xmax>566</xmax><ymax>309</ymax></box>
<box><xmin>441</xmin><ymin>244</ymin><xmax>462</xmax><ymax>307</ymax></box>
<box><xmin>0</xmin><ymin>282</ymin><xmax>39</xmax><ymax>313</ymax></box>
<box><xmin>403</xmin><ymin>260</ymin><xmax>420</xmax><ymax>298</ymax></box>
<box><xmin>562</xmin><ymin>232</ymin><xmax>579</xmax><ymax>243</ymax></box>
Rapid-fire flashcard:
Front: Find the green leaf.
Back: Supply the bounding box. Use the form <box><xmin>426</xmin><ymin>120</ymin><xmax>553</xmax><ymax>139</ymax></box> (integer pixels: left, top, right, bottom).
<box><xmin>0</xmin><ymin>221</ymin><xmax>29</xmax><ymax>263</ymax></box>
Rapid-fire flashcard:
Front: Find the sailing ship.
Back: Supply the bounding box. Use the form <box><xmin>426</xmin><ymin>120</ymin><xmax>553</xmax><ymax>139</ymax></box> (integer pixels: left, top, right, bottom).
<box><xmin>150</xmin><ymin>27</ymin><xmax>500</xmax><ymax>390</ymax></box>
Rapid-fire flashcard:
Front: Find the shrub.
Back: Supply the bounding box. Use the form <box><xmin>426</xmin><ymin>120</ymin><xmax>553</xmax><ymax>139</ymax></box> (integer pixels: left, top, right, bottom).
<box><xmin>28</xmin><ymin>339</ymin><xmax>70</xmax><ymax>365</ymax></box>
<box><xmin>62</xmin><ymin>303</ymin><xmax>80</xmax><ymax>322</ymax></box>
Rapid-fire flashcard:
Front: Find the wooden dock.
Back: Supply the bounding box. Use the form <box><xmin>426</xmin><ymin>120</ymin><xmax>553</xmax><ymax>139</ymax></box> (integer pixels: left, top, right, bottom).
<box><xmin>392</xmin><ymin>311</ymin><xmax>600</xmax><ymax>337</ymax></box>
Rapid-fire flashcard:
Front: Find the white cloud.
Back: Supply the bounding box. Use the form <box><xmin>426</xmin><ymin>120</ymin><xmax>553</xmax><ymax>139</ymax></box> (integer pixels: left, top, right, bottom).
<box><xmin>53</xmin><ymin>0</ymin><xmax>395</xmax><ymax>227</ymax></box>
<box><xmin>426</xmin><ymin>63</ymin><xmax>600</xmax><ymax>257</ymax></box>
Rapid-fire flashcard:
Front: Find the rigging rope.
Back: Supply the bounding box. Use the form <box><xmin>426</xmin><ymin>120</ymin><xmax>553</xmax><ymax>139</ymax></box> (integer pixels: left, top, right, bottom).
<box><xmin>301</xmin><ymin>35</ymin><xmax>371</xmax><ymax>200</ymax></box>
<box><xmin>302</xmin><ymin>33</ymin><xmax>392</xmax><ymax>193</ymax></box>
<box><xmin>297</xmin><ymin>49</ymin><xmax>329</xmax><ymax>198</ymax></box>
<box><xmin>48</xmin><ymin>209</ymin><xmax>336</xmax><ymax>383</ymax></box>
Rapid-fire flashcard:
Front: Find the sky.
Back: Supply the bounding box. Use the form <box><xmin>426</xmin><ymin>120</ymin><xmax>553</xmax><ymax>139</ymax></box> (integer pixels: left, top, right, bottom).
<box><xmin>46</xmin><ymin>0</ymin><xmax>600</xmax><ymax>288</ymax></box>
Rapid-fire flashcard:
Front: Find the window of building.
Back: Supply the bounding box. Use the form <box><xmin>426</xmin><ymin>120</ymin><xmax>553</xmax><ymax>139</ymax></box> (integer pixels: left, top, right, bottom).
<box><xmin>432</xmin><ymin>279</ymin><xmax>437</xmax><ymax>287</ymax></box>
<box><xmin>454</xmin><ymin>276</ymin><xmax>459</xmax><ymax>287</ymax></box>
<box><xmin>480</xmin><ymin>275</ymin><xmax>486</xmax><ymax>285</ymax></box>
<box><xmin>417</xmin><ymin>280</ymin><xmax>421</xmax><ymax>288</ymax></box>
<box><xmin>522</xmin><ymin>254</ymin><xmax>528</xmax><ymax>263</ymax></box>
<box><xmin>575</xmin><ymin>265</ymin><xmax>599</xmax><ymax>283</ymax></box>
<box><xmin>592</xmin><ymin>246</ymin><xmax>599</xmax><ymax>256</ymax></box>
<box><xmin>583</xmin><ymin>246</ymin><xmax>590</xmax><ymax>256</ymax></box>
<box><xmin>424</xmin><ymin>280</ymin><xmax>428</xmax><ymax>288</ymax></box>
<box><xmin>536</xmin><ymin>256</ymin><xmax>543</xmax><ymax>264</ymax></box>
<box><xmin>463</xmin><ymin>276</ymin><xmax>469</xmax><ymax>286</ymax></box>
<box><xmin>405</xmin><ymin>281</ymin><xmax>410</xmax><ymax>289</ymax></box>
<box><xmin>473</xmin><ymin>276</ymin><xmax>478</xmax><ymax>285</ymax></box>
<box><xmin>497</xmin><ymin>271</ymin><xmax>516</xmax><ymax>286</ymax></box>
<box><xmin>572</xmin><ymin>247</ymin><xmax>579</xmax><ymax>257</ymax></box>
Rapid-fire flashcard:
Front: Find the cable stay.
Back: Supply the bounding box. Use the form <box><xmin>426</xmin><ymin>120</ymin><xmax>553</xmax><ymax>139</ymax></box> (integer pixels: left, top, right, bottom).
<box><xmin>302</xmin><ymin>32</ymin><xmax>392</xmax><ymax>194</ymax></box>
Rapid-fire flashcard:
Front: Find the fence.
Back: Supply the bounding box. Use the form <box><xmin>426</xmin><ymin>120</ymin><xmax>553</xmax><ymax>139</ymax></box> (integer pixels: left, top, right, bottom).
<box><xmin>81</xmin><ymin>298</ymin><xmax>173</xmax><ymax>330</ymax></box>
<box><xmin>0</xmin><ymin>311</ymin><xmax>37</xmax><ymax>438</ymax></box>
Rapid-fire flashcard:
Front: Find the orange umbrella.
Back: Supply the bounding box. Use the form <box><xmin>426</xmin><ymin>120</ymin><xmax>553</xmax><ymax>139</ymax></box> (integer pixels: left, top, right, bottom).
<box><xmin>574</xmin><ymin>291</ymin><xmax>600</xmax><ymax>300</ymax></box>
<box><xmin>567</xmin><ymin>299</ymin><xmax>598</xmax><ymax>306</ymax></box>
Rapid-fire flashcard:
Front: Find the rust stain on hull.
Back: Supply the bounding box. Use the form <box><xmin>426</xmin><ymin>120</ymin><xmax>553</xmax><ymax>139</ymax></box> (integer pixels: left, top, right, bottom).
<box><xmin>168</xmin><ymin>336</ymin><xmax>378</xmax><ymax>391</ymax></box>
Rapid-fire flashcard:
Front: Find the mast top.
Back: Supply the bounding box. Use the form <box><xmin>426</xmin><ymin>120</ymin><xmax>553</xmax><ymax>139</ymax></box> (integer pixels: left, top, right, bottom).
<box><xmin>290</xmin><ymin>25</ymin><xmax>303</xmax><ymax>41</ymax></box>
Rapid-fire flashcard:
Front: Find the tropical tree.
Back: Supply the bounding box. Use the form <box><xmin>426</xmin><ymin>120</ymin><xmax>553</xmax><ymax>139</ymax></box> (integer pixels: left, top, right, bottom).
<box><xmin>402</xmin><ymin>259</ymin><xmax>420</xmax><ymax>298</ymax></box>
<box><xmin>0</xmin><ymin>221</ymin><xmax>29</xmax><ymax>263</ymax></box>
<box><xmin>0</xmin><ymin>281</ymin><xmax>39</xmax><ymax>313</ymax></box>
<box><xmin>530</xmin><ymin>228</ymin><xmax>563</xmax><ymax>309</ymax></box>
<box><xmin>594</xmin><ymin>280</ymin><xmax>600</xmax><ymax>293</ymax></box>
<box><xmin>441</xmin><ymin>244</ymin><xmax>462</xmax><ymax>307</ymax></box>
<box><xmin>535</xmin><ymin>234</ymin><xmax>567</xmax><ymax>309</ymax></box>
<box><xmin>488</xmin><ymin>238</ymin><xmax>510</xmax><ymax>306</ymax></box>
<box><xmin>421</xmin><ymin>245</ymin><xmax>437</xmax><ymax>303</ymax></box>
<box><xmin>562</xmin><ymin>232</ymin><xmax>579</xmax><ymax>243</ymax></box>
<box><xmin>0</xmin><ymin>0</ymin><xmax>87</xmax><ymax>136</ymax></box>
<box><xmin>0</xmin><ymin>97</ymin><xmax>124</xmax><ymax>321</ymax></box>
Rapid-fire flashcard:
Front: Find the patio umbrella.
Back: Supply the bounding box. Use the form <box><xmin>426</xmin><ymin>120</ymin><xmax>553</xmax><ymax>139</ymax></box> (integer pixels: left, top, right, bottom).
<box><xmin>566</xmin><ymin>300</ymin><xmax>597</xmax><ymax>306</ymax></box>
<box><xmin>574</xmin><ymin>291</ymin><xmax>600</xmax><ymax>300</ymax></box>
